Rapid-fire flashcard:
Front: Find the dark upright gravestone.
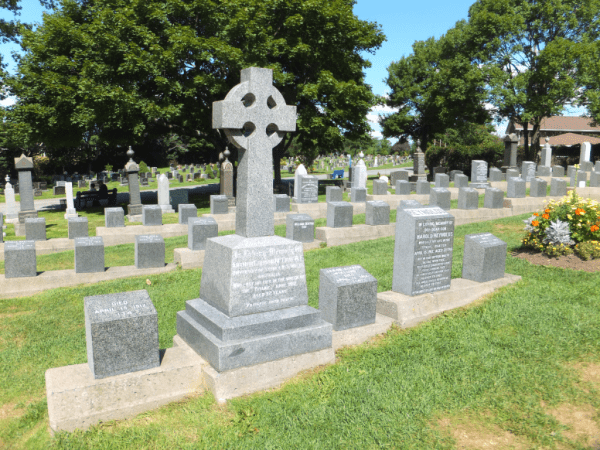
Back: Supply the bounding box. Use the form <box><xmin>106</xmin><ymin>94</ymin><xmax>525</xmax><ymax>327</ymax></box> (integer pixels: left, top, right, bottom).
<box><xmin>318</xmin><ymin>265</ymin><xmax>377</xmax><ymax>331</ymax></box>
<box><xmin>462</xmin><ymin>233</ymin><xmax>507</xmax><ymax>282</ymax></box>
<box><xmin>124</xmin><ymin>147</ymin><xmax>143</xmax><ymax>218</ymax></box>
<box><xmin>14</xmin><ymin>154</ymin><xmax>38</xmax><ymax>223</ymax></box>
<box><xmin>392</xmin><ymin>207</ymin><xmax>454</xmax><ymax>296</ymax></box>
<box><xmin>84</xmin><ymin>290</ymin><xmax>160</xmax><ymax>379</ymax></box>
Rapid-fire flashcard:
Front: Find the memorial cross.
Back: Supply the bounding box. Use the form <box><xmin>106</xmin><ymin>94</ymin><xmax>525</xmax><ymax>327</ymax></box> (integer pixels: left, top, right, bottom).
<box><xmin>213</xmin><ymin>67</ymin><xmax>296</xmax><ymax>237</ymax></box>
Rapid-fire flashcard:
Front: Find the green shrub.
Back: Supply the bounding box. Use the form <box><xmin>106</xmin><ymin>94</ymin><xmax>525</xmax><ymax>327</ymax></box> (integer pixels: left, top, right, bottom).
<box><xmin>138</xmin><ymin>161</ymin><xmax>149</xmax><ymax>174</ymax></box>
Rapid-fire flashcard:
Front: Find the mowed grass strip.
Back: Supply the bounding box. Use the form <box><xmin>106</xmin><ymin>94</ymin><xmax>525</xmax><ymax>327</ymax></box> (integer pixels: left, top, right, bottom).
<box><xmin>1</xmin><ymin>213</ymin><xmax>599</xmax><ymax>449</ymax></box>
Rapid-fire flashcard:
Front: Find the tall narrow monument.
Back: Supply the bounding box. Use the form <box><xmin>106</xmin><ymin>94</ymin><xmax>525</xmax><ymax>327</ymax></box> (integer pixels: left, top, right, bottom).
<box><xmin>124</xmin><ymin>147</ymin><xmax>143</xmax><ymax>220</ymax></box>
<box><xmin>409</xmin><ymin>141</ymin><xmax>427</xmax><ymax>182</ymax></box>
<box><xmin>14</xmin><ymin>154</ymin><xmax>38</xmax><ymax>223</ymax></box>
<box><xmin>177</xmin><ymin>67</ymin><xmax>332</xmax><ymax>372</ymax></box>
<box><xmin>219</xmin><ymin>147</ymin><xmax>235</xmax><ymax>206</ymax></box>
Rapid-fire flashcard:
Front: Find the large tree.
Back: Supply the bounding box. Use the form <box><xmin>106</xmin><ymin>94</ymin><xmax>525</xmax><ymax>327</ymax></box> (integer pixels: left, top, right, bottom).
<box><xmin>381</xmin><ymin>21</ymin><xmax>490</xmax><ymax>154</ymax></box>
<box><xmin>466</xmin><ymin>0</ymin><xmax>600</xmax><ymax>161</ymax></box>
<box><xmin>5</xmin><ymin>0</ymin><xmax>384</xmax><ymax>177</ymax></box>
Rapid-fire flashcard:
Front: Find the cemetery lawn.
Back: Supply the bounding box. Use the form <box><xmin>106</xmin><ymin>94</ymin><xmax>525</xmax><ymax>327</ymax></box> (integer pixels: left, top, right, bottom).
<box><xmin>2</xmin><ymin>213</ymin><xmax>600</xmax><ymax>449</ymax></box>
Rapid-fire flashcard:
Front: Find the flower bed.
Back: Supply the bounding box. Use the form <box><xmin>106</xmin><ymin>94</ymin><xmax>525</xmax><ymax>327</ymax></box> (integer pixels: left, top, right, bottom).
<box><xmin>521</xmin><ymin>191</ymin><xmax>600</xmax><ymax>259</ymax></box>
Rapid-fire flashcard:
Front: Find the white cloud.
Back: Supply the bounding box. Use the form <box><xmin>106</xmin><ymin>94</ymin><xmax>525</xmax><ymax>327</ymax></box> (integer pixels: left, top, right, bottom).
<box><xmin>0</xmin><ymin>97</ymin><xmax>16</xmax><ymax>107</ymax></box>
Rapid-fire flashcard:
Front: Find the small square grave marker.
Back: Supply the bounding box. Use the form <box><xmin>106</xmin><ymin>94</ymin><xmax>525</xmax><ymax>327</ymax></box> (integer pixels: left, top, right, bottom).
<box><xmin>4</xmin><ymin>240</ymin><xmax>36</xmax><ymax>278</ymax></box>
<box><xmin>178</xmin><ymin>204</ymin><xmax>198</xmax><ymax>225</ymax></box>
<box><xmin>105</xmin><ymin>207</ymin><xmax>125</xmax><ymax>228</ymax></box>
<box><xmin>25</xmin><ymin>217</ymin><xmax>46</xmax><ymax>241</ymax></box>
<box><xmin>74</xmin><ymin>237</ymin><xmax>105</xmax><ymax>273</ymax></box>
<box><xmin>188</xmin><ymin>217</ymin><xmax>218</xmax><ymax>251</ymax></box>
<box><xmin>365</xmin><ymin>201</ymin><xmax>390</xmax><ymax>225</ymax></box>
<box><xmin>327</xmin><ymin>202</ymin><xmax>353</xmax><ymax>228</ymax></box>
<box><xmin>68</xmin><ymin>217</ymin><xmax>89</xmax><ymax>239</ymax></box>
<box><xmin>210</xmin><ymin>195</ymin><xmax>229</xmax><ymax>214</ymax></box>
<box><xmin>286</xmin><ymin>214</ymin><xmax>315</xmax><ymax>243</ymax></box>
<box><xmin>462</xmin><ymin>233</ymin><xmax>507</xmax><ymax>282</ymax></box>
<box><xmin>135</xmin><ymin>235</ymin><xmax>165</xmax><ymax>269</ymax></box>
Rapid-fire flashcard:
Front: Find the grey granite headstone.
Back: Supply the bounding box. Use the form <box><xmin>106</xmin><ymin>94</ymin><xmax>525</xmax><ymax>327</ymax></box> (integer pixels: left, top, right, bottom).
<box><xmin>415</xmin><ymin>179</ymin><xmax>430</xmax><ymax>195</ymax></box>
<box><xmin>390</xmin><ymin>170</ymin><xmax>409</xmax><ymax>185</ymax></box>
<box><xmin>458</xmin><ymin>187</ymin><xmax>479</xmax><ymax>210</ymax></box>
<box><xmin>53</xmin><ymin>185</ymin><xmax>66</xmax><ymax>196</ymax></box>
<box><xmin>188</xmin><ymin>217</ymin><xmax>218</xmax><ymax>251</ymax></box>
<box><xmin>572</xmin><ymin>170</ymin><xmax>587</xmax><ymax>188</ymax></box>
<box><xmin>274</xmin><ymin>194</ymin><xmax>290</xmax><ymax>212</ymax></box>
<box><xmin>84</xmin><ymin>290</ymin><xmax>159</xmax><ymax>379</ymax></box>
<box><xmin>596</xmin><ymin>161</ymin><xmax>600</xmax><ymax>173</ymax></box>
<box><xmin>462</xmin><ymin>233</ymin><xmax>507</xmax><ymax>282</ymax></box>
<box><xmin>124</xmin><ymin>148</ymin><xmax>142</xmax><ymax>217</ymax></box>
<box><xmin>297</xmin><ymin>175</ymin><xmax>318</xmax><ymax>204</ymax></box>
<box><xmin>506</xmin><ymin>168</ymin><xmax>520</xmax><ymax>180</ymax></box>
<box><xmin>434</xmin><ymin>173</ymin><xmax>449</xmax><ymax>188</ymax></box>
<box><xmin>449</xmin><ymin>170</ymin><xmax>463</xmax><ymax>182</ymax></box>
<box><xmin>522</xmin><ymin>161</ymin><xmax>536</xmax><ymax>182</ymax></box>
<box><xmin>489</xmin><ymin>168</ymin><xmax>503</xmax><ymax>182</ymax></box>
<box><xmin>74</xmin><ymin>237</ymin><xmax>105</xmax><ymax>273</ymax></box>
<box><xmin>372</xmin><ymin>179</ymin><xmax>388</xmax><ymax>195</ymax></box>
<box><xmin>142</xmin><ymin>205</ymin><xmax>163</xmax><ymax>226</ymax></box>
<box><xmin>454</xmin><ymin>174</ymin><xmax>468</xmax><ymax>188</ymax></box>
<box><xmin>366</xmin><ymin>200</ymin><xmax>390</xmax><ymax>226</ymax></box>
<box><xmin>552</xmin><ymin>166</ymin><xmax>565</xmax><ymax>178</ymax></box>
<box><xmin>392</xmin><ymin>207</ymin><xmax>454</xmax><ymax>296</ymax></box>
<box><xmin>529</xmin><ymin>178</ymin><xmax>547</xmax><ymax>197</ymax></box>
<box><xmin>581</xmin><ymin>161</ymin><xmax>594</xmax><ymax>172</ymax></box>
<box><xmin>25</xmin><ymin>217</ymin><xmax>46</xmax><ymax>241</ymax></box>
<box><xmin>398</xmin><ymin>199</ymin><xmax>423</xmax><ymax>210</ymax></box>
<box><xmin>286</xmin><ymin>214</ymin><xmax>315</xmax><ymax>243</ymax></box>
<box><xmin>318</xmin><ymin>265</ymin><xmax>377</xmax><ymax>331</ymax></box>
<box><xmin>507</xmin><ymin>177</ymin><xmax>526</xmax><ymax>198</ymax></box>
<box><xmin>590</xmin><ymin>171</ymin><xmax>600</xmax><ymax>188</ymax></box>
<box><xmin>550</xmin><ymin>178</ymin><xmax>567</xmax><ymax>196</ymax></box>
<box><xmin>395</xmin><ymin>180</ymin><xmax>411</xmax><ymax>195</ymax></box>
<box><xmin>327</xmin><ymin>202</ymin><xmax>353</xmax><ymax>228</ymax></box>
<box><xmin>135</xmin><ymin>235</ymin><xmax>165</xmax><ymax>269</ymax></box>
<box><xmin>178</xmin><ymin>204</ymin><xmax>198</xmax><ymax>225</ymax></box>
<box><xmin>4</xmin><ymin>240</ymin><xmax>36</xmax><ymax>278</ymax></box>
<box><xmin>536</xmin><ymin>165</ymin><xmax>551</xmax><ymax>177</ymax></box>
<box><xmin>567</xmin><ymin>165</ymin><xmax>576</xmax><ymax>181</ymax></box>
<box><xmin>68</xmin><ymin>217</ymin><xmax>89</xmax><ymax>239</ymax></box>
<box><xmin>15</xmin><ymin>154</ymin><xmax>37</xmax><ymax>222</ymax></box>
<box><xmin>470</xmin><ymin>160</ymin><xmax>490</xmax><ymax>188</ymax></box>
<box><xmin>350</xmin><ymin>187</ymin><xmax>367</xmax><ymax>202</ymax></box>
<box><xmin>326</xmin><ymin>186</ymin><xmax>343</xmax><ymax>202</ymax></box>
<box><xmin>484</xmin><ymin>188</ymin><xmax>504</xmax><ymax>209</ymax></box>
<box><xmin>210</xmin><ymin>195</ymin><xmax>229</xmax><ymax>214</ymax></box>
<box><xmin>105</xmin><ymin>207</ymin><xmax>125</xmax><ymax>228</ymax></box>
<box><xmin>429</xmin><ymin>188</ymin><xmax>451</xmax><ymax>210</ymax></box>
<box><xmin>170</xmin><ymin>189</ymin><xmax>189</xmax><ymax>212</ymax></box>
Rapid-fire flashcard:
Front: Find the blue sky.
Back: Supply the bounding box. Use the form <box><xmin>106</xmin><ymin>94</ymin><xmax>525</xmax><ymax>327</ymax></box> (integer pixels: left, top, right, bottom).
<box><xmin>0</xmin><ymin>0</ymin><xmax>587</xmax><ymax>138</ymax></box>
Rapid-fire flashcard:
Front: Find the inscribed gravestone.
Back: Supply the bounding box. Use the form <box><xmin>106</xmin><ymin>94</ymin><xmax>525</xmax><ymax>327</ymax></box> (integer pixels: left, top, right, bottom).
<box><xmin>327</xmin><ymin>202</ymin><xmax>353</xmax><ymax>228</ymax></box>
<box><xmin>105</xmin><ymin>207</ymin><xmax>125</xmax><ymax>228</ymax></box>
<box><xmin>286</xmin><ymin>213</ymin><xmax>314</xmax><ymax>243</ymax></box>
<box><xmin>462</xmin><ymin>233</ymin><xmax>507</xmax><ymax>282</ymax></box>
<box><xmin>68</xmin><ymin>217</ymin><xmax>89</xmax><ymax>239</ymax></box>
<box><xmin>84</xmin><ymin>290</ymin><xmax>159</xmax><ymax>379</ymax></box>
<box><xmin>4</xmin><ymin>240</ymin><xmax>36</xmax><ymax>278</ymax></box>
<box><xmin>124</xmin><ymin>147</ymin><xmax>142</xmax><ymax>217</ymax></box>
<box><xmin>14</xmin><ymin>154</ymin><xmax>37</xmax><ymax>222</ymax></box>
<box><xmin>470</xmin><ymin>160</ymin><xmax>490</xmax><ymax>188</ymax></box>
<box><xmin>293</xmin><ymin>164</ymin><xmax>307</xmax><ymax>201</ymax></box>
<box><xmin>64</xmin><ymin>182</ymin><xmax>78</xmax><ymax>219</ymax></box>
<box><xmin>392</xmin><ymin>207</ymin><xmax>454</xmax><ymax>296</ymax></box>
<box><xmin>298</xmin><ymin>175</ymin><xmax>318</xmax><ymax>204</ymax></box>
<box><xmin>4</xmin><ymin>175</ymin><xmax>18</xmax><ymax>221</ymax></box>
<box><xmin>157</xmin><ymin>174</ymin><xmax>174</xmax><ymax>213</ymax></box>
<box><xmin>353</xmin><ymin>159</ymin><xmax>367</xmax><ymax>189</ymax></box>
<box><xmin>522</xmin><ymin>161</ymin><xmax>536</xmax><ymax>182</ymax></box>
<box><xmin>74</xmin><ymin>237</ymin><xmax>105</xmax><ymax>273</ymax></box>
<box><xmin>318</xmin><ymin>265</ymin><xmax>377</xmax><ymax>331</ymax></box>
<box><xmin>135</xmin><ymin>235</ymin><xmax>165</xmax><ymax>269</ymax></box>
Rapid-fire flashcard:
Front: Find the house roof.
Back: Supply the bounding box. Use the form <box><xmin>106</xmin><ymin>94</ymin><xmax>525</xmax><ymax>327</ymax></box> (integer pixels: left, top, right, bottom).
<box><xmin>511</xmin><ymin>116</ymin><xmax>600</xmax><ymax>133</ymax></box>
<box><xmin>543</xmin><ymin>133</ymin><xmax>600</xmax><ymax>147</ymax></box>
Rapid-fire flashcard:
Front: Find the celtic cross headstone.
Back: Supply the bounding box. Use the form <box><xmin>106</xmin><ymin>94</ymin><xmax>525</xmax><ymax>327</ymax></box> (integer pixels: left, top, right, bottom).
<box><xmin>213</xmin><ymin>67</ymin><xmax>296</xmax><ymax>237</ymax></box>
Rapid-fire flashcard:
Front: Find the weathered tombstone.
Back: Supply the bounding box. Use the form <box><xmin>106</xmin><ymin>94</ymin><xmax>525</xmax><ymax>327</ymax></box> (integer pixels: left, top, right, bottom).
<box><xmin>411</xmin><ymin>141</ymin><xmax>427</xmax><ymax>181</ymax></box>
<box><xmin>350</xmin><ymin>187</ymin><xmax>367</xmax><ymax>202</ymax></box>
<box><xmin>550</xmin><ymin>178</ymin><xmax>567</xmax><ymax>196</ymax></box>
<box><xmin>590</xmin><ymin>171</ymin><xmax>600</xmax><ymax>188</ymax></box>
<box><xmin>540</xmin><ymin>137</ymin><xmax>552</xmax><ymax>167</ymax></box>
<box><xmin>165</xmin><ymin>172</ymin><xmax>173</xmax><ymax>179</ymax></box>
<box><xmin>575</xmin><ymin>170</ymin><xmax>588</xmax><ymax>188</ymax></box>
<box><xmin>372</xmin><ymin>179</ymin><xmax>388</xmax><ymax>195</ymax></box>
<box><xmin>293</xmin><ymin>164</ymin><xmax>307</xmax><ymax>202</ymax></box>
<box><xmin>415</xmin><ymin>179</ymin><xmax>430</xmax><ymax>195</ymax></box>
<box><xmin>580</xmin><ymin>141</ymin><xmax>592</xmax><ymax>163</ymax></box>
<box><xmin>4</xmin><ymin>175</ymin><xmax>18</xmax><ymax>222</ymax></box>
<box><xmin>429</xmin><ymin>188</ymin><xmax>451</xmax><ymax>210</ymax></box>
<box><xmin>177</xmin><ymin>174</ymin><xmax>184</xmax><ymax>183</ymax></box>
<box><xmin>135</xmin><ymin>235</ymin><xmax>165</xmax><ymax>269</ymax></box>
<box><xmin>274</xmin><ymin>194</ymin><xmax>290</xmax><ymax>212</ymax></box>
<box><xmin>529</xmin><ymin>178</ymin><xmax>547</xmax><ymax>197</ymax></box>
<box><xmin>449</xmin><ymin>170</ymin><xmax>463</xmax><ymax>182</ymax></box>
<box><xmin>327</xmin><ymin>201</ymin><xmax>353</xmax><ymax>228</ymax></box>
<box><xmin>14</xmin><ymin>154</ymin><xmax>38</xmax><ymax>223</ymax></box>
<box><xmin>177</xmin><ymin>68</ymin><xmax>331</xmax><ymax>372</ymax></box>
<box><xmin>507</xmin><ymin>177</ymin><xmax>526</xmax><ymax>198</ymax></box>
<box><xmin>188</xmin><ymin>217</ymin><xmax>218</xmax><ymax>251</ymax></box>
<box><xmin>157</xmin><ymin>174</ymin><xmax>174</xmax><ymax>213</ymax></box>
<box><xmin>78</xmin><ymin>180</ymin><xmax>86</xmax><ymax>188</ymax></box>
<box><xmin>453</xmin><ymin>173</ymin><xmax>468</xmax><ymax>188</ymax></box>
<box><xmin>297</xmin><ymin>175</ymin><xmax>318</xmax><ymax>203</ymax></box>
<box><xmin>84</xmin><ymin>290</ymin><xmax>160</xmax><ymax>379</ymax></box>
<box><xmin>434</xmin><ymin>173</ymin><xmax>449</xmax><ymax>188</ymax></box>
<box><xmin>25</xmin><ymin>217</ymin><xmax>46</xmax><ymax>241</ymax></box>
<box><xmin>326</xmin><ymin>186</ymin><xmax>343</xmax><ymax>202</ymax></box>
<box><xmin>567</xmin><ymin>165</ymin><xmax>576</xmax><ymax>181</ymax></box>
<box><xmin>536</xmin><ymin>165</ymin><xmax>551</xmax><ymax>177</ymax></box>
<box><xmin>353</xmin><ymin>157</ymin><xmax>367</xmax><ymax>189</ymax></box>
<box><xmin>286</xmin><ymin>214</ymin><xmax>315</xmax><ymax>243</ymax></box>
<box><xmin>140</xmin><ymin>177</ymin><xmax>149</xmax><ymax>186</ymax></box>
<box><xmin>522</xmin><ymin>161</ymin><xmax>536</xmax><ymax>182</ymax></box>
<box><xmin>4</xmin><ymin>240</ymin><xmax>36</xmax><ymax>278</ymax></box>
<box><xmin>506</xmin><ymin>168</ymin><xmax>520</xmax><ymax>180</ymax></box>
<box><xmin>365</xmin><ymin>200</ymin><xmax>390</xmax><ymax>225</ymax></box>
<box><xmin>318</xmin><ymin>265</ymin><xmax>377</xmax><ymax>331</ymax></box>
<box><xmin>74</xmin><ymin>237</ymin><xmax>104</xmax><ymax>273</ymax></box>
<box><xmin>392</xmin><ymin>207</ymin><xmax>454</xmax><ymax>296</ymax></box>
<box><xmin>142</xmin><ymin>205</ymin><xmax>163</xmax><ymax>226</ymax></box>
<box><xmin>484</xmin><ymin>187</ymin><xmax>504</xmax><ymax>209</ymax></box>
<box><xmin>581</xmin><ymin>161</ymin><xmax>594</xmax><ymax>172</ymax></box>
<box><xmin>395</xmin><ymin>180</ymin><xmax>411</xmax><ymax>195</ymax></box>
<box><xmin>502</xmin><ymin>134</ymin><xmax>519</xmax><ymax>170</ymax></box>
<box><xmin>169</xmin><ymin>189</ymin><xmax>189</xmax><ymax>211</ymax></box>
<box><xmin>469</xmin><ymin>160</ymin><xmax>489</xmax><ymax>188</ymax></box>
<box><xmin>68</xmin><ymin>217</ymin><xmax>89</xmax><ymax>239</ymax></box>
<box><xmin>462</xmin><ymin>233</ymin><xmax>507</xmax><ymax>283</ymax></box>
<box><xmin>178</xmin><ymin>204</ymin><xmax>198</xmax><ymax>225</ymax></box>
<box><xmin>210</xmin><ymin>195</ymin><xmax>229</xmax><ymax>214</ymax></box>
<box><xmin>54</xmin><ymin>182</ymin><xmax>66</xmax><ymax>196</ymax></box>
<box><xmin>124</xmin><ymin>147</ymin><xmax>142</xmax><ymax>218</ymax></box>
<box><xmin>105</xmin><ymin>207</ymin><xmax>125</xmax><ymax>228</ymax></box>
<box><xmin>390</xmin><ymin>170</ymin><xmax>409</xmax><ymax>185</ymax></box>
<box><xmin>458</xmin><ymin>187</ymin><xmax>479</xmax><ymax>210</ymax></box>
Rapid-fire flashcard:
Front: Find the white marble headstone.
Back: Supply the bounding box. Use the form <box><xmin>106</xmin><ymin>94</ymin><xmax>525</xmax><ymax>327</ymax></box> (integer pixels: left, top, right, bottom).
<box><xmin>294</xmin><ymin>164</ymin><xmax>307</xmax><ymax>200</ymax></box>
<box><xmin>64</xmin><ymin>182</ymin><xmax>78</xmax><ymax>219</ymax></box>
<box><xmin>157</xmin><ymin>174</ymin><xmax>174</xmax><ymax>212</ymax></box>
<box><xmin>581</xmin><ymin>142</ymin><xmax>591</xmax><ymax>163</ymax></box>
<box><xmin>4</xmin><ymin>178</ymin><xmax>18</xmax><ymax>222</ymax></box>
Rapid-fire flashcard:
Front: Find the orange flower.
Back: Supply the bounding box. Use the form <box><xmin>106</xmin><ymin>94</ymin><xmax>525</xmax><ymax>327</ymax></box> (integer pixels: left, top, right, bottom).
<box><xmin>545</xmin><ymin>209</ymin><xmax>551</xmax><ymax>213</ymax></box>
<box><xmin>592</xmin><ymin>225</ymin><xmax>600</xmax><ymax>232</ymax></box>
<box><xmin>542</xmin><ymin>214</ymin><xmax>549</xmax><ymax>219</ymax></box>
<box><xmin>533</xmin><ymin>213</ymin><xmax>539</xmax><ymax>216</ymax></box>
<box><xmin>575</xmin><ymin>208</ymin><xmax>585</xmax><ymax>215</ymax></box>
<box><xmin>532</xmin><ymin>220</ymin><xmax>539</xmax><ymax>226</ymax></box>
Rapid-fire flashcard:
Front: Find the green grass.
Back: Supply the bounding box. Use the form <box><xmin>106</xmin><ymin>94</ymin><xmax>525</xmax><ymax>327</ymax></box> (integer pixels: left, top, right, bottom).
<box><xmin>2</xmin><ymin>213</ymin><xmax>600</xmax><ymax>449</ymax></box>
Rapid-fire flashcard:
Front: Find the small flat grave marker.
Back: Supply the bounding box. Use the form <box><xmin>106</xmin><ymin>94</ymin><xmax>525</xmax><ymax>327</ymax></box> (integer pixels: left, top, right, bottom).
<box><xmin>135</xmin><ymin>235</ymin><xmax>165</xmax><ymax>269</ymax></box>
<box><xmin>462</xmin><ymin>233</ymin><xmax>507</xmax><ymax>282</ymax></box>
<box><xmin>286</xmin><ymin>214</ymin><xmax>315</xmax><ymax>243</ymax></box>
<box><xmin>74</xmin><ymin>237</ymin><xmax>105</xmax><ymax>273</ymax></box>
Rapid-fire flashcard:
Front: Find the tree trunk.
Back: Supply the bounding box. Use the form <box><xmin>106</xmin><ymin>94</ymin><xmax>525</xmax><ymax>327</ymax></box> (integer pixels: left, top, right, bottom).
<box><xmin>531</xmin><ymin>121</ymin><xmax>541</xmax><ymax>163</ymax></box>
<box><xmin>522</xmin><ymin>122</ymin><xmax>529</xmax><ymax>165</ymax></box>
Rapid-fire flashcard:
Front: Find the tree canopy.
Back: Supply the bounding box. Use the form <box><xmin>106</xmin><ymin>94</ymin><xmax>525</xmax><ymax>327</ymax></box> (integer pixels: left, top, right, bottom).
<box><xmin>3</xmin><ymin>0</ymin><xmax>384</xmax><ymax>176</ymax></box>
